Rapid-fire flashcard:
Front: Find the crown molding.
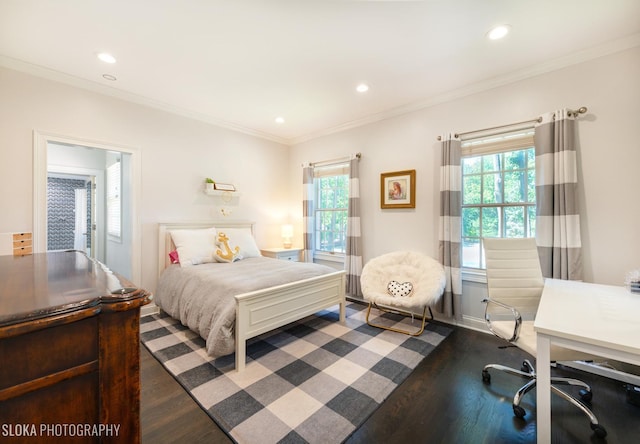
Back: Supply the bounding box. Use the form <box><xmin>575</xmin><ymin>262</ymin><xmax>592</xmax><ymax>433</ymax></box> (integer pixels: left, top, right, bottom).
<box><xmin>0</xmin><ymin>55</ymin><xmax>289</xmax><ymax>146</ymax></box>
<box><xmin>289</xmin><ymin>32</ymin><xmax>640</xmax><ymax>146</ymax></box>
<box><xmin>3</xmin><ymin>32</ymin><xmax>639</xmax><ymax>148</ymax></box>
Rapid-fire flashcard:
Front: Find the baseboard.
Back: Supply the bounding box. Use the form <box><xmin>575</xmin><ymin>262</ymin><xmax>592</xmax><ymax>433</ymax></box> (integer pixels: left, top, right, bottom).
<box><xmin>141</xmin><ymin>302</ymin><xmax>160</xmax><ymax>317</ymax></box>
<box><xmin>457</xmin><ymin>314</ymin><xmax>490</xmax><ymax>333</ymax></box>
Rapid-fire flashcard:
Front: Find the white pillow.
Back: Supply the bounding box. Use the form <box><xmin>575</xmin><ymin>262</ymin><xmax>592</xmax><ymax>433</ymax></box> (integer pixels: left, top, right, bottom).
<box><xmin>215</xmin><ymin>228</ymin><xmax>261</xmax><ymax>260</ymax></box>
<box><xmin>170</xmin><ymin>228</ymin><xmax>217</xmax><ymax>267</ymax></box>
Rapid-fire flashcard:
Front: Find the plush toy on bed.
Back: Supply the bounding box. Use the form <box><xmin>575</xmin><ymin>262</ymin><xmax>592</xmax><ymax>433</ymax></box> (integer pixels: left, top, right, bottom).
<box><xmin>215</xmin><ymin>232</ymin><xmax>242</xmax><ymax>262</ymax></box>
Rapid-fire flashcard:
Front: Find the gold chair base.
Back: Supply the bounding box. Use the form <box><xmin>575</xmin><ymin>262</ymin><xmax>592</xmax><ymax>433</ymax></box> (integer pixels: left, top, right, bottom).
<box><xmin>365</xmin><ymin>302</ymin><xmax>434</xmax><ymax>336</ymax></box>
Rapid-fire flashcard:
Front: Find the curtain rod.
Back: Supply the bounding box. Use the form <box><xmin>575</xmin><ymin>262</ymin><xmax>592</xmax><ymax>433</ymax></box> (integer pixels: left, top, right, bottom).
<box><xmin>305</xmin><ymin>152</ymin><xmax>361</xmax><ymax>168</ymax></box>
<box><xmin>436</xmin><ymin>106</ymin><xmax>587</xmax><ymax>141</ymax></box>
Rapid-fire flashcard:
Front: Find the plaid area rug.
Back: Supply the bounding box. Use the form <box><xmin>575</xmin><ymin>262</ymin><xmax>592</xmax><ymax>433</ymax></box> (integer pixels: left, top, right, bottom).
<box><xmin>140</xmin><ymin>302</ymin><xmax>451</xmax><ymax>444</ymax></box>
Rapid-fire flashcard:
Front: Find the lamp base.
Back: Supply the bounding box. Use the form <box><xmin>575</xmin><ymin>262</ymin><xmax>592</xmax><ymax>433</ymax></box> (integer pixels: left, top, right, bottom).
<box><xmin>283</xmin><ymin>241</ymin><xmax>292</xmax><ymax>249</ymax></box>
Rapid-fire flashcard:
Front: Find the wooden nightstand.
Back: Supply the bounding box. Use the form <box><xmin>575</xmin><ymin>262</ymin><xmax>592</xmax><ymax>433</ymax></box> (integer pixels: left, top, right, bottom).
<box><xmin>261</xmin><ymin>247</ymin><xmax>303</xmax><ymax>262</ymax></box>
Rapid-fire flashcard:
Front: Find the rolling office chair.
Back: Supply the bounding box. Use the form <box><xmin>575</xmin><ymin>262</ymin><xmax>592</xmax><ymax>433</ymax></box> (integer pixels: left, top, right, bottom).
<box><xmin>360</xmin><ymin>251</ymin><xmax>445</xmax><ymax>336</ymax></box>
<box><xmin>481</xmin><ymin>237</ymin><xmax>607</xmax><ymax>438</ymax></box>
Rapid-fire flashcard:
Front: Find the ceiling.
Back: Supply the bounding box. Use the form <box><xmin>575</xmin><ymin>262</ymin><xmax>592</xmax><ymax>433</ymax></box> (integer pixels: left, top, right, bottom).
<box><xmin>1</xmin><ymin>1</ymin><xmax>639</xmax><ymax>145</ymax></box>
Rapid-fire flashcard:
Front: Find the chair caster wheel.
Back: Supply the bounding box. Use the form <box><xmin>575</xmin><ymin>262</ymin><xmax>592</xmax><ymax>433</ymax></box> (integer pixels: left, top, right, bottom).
<box><xmin>590</xmin><ymin>423</ymin><xmax>607</xmax><ymax>438</ymax></box>
<box><xmin>579</xmin><ymin>389</ymin><xmax>593</xmax><ymax>402</ymax></box>
<box><xmin>513</xmin><ymin>404</ymin><xmax>526</xmax><ymax>418</ymax></box>
<box><xmin>482</xmin><ymin>370</ymin><xmax>491</xmax><ymax>384</ymax></box>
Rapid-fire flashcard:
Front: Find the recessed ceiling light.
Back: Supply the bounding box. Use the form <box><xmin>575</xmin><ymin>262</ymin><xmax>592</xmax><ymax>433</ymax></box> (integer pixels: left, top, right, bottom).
<box><xmin>487</xmin><ymin>25</ymin><xmax>511</xmax><ymax>40</ymax></box>
<box><xmin>97</xmin><ymin>52</ymin><xmax>117</xmax><ymax>64</ymax></box>
<box><xmin>356</xmin><ymin>83</ymin><xmax>369</xmax><ymax>93</ymax></box>
<box><xmin>275</xmin><ymin>117</ymin><xmax>285</xmax><ymax>124</ymax></box>
<box><xmin>102</xmin><ymin>74</ymin><xmax>117</xmax><ymax>81</ymax></box>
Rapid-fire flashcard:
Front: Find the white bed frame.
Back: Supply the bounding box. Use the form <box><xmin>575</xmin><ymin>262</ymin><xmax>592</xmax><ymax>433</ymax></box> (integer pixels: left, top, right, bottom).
<box><xmin>157</xmin><ymin>221</ymin><xmax>346</xmax><ymax>371</ymax></box>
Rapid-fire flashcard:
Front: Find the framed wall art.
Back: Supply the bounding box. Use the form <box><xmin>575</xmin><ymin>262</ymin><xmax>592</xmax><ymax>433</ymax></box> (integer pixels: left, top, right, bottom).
<box><xmin>380</xmin><ymin>169</ymin><xmax>416</xmax><ymax>209</ymax></box>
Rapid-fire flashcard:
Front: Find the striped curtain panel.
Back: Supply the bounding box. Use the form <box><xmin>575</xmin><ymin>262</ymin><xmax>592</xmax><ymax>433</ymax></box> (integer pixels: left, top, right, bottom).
<box><xmin>345</xmin><ymin>155</ymin><xmax>363</xmax><ymax>297</ymax></box>
<box><xmin>438</xmin><ymin>135</ymin><xmax>462</xmax><ymax>318</ymax></box>
<box><xmin>534</xmin><ymin>109</ymin><xmax>583</xmax><ymax>280</ymax></box>
<box><xmin>302</xmin><ymin>163</ymin><xmax>315</xmax><ymax>263</ymax></box>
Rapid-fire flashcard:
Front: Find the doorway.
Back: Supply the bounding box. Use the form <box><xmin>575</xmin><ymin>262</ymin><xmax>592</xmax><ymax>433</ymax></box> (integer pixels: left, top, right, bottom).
<box><xmin>46</xmin><ymin>173</ymin><xmax>96</xmax><ymax>257</ymax></box>
<box><xmin>33</xmin><ymin>132</ymin><xmax>141</xmax><ymax>283</ymax></box>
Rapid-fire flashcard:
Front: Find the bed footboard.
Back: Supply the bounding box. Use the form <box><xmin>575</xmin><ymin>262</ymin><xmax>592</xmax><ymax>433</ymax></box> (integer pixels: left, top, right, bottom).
<box><xmin>234</xmin><ymin>270</ymin><xmax>346</xmax><ymax>372</ymax></box>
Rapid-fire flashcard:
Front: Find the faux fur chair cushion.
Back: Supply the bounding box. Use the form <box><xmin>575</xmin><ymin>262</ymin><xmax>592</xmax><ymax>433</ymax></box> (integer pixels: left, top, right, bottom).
<box><xmin>361</xmin><ymin>251</ymin><xmax>446</xmax><ymax>310</ymax></box>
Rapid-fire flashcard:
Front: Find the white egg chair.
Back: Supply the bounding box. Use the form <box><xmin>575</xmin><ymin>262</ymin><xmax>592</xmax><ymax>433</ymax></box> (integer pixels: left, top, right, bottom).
<box><xmin>360</xmin><ymin>251</ymin><xmax>446</xmax><ymax>336</ymax></box>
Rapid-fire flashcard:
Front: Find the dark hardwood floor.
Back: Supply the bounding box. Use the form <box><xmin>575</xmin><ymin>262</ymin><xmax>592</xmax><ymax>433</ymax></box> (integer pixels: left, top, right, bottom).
<box><xmin>141</xmin><ymin>322</ymin><xmax>640</xmax><ymax>444</ymax></box>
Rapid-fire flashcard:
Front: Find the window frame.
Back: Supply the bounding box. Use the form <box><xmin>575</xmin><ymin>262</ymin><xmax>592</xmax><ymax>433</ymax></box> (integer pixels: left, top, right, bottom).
<box><xmin>312</xmin><ymin>162</ymin><xmax>349</xmax><ymax>262</ymax></box>
<box><xmin>460</xmin><ymin>131</ymin><xmax>536</xmax><ymax>273</ymax></box>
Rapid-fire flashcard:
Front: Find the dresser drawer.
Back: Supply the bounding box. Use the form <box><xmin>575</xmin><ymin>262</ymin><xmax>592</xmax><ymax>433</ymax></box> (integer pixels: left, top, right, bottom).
<box><xmin>0</xmin><ymin>316</ymin><xmax>99</xmax><ymax>391</ymax></box>
<box><xmin>13</xmin><ymin>240</ymin><xmax>32</xmax><ymax>248</ymax></box>
<box><xmin>12</xmin><ymin>246</ymin><xmax>33</xmax><ymax>256</ymax></box>
<box><xmin>278</xmin><ymin>251</ymin><xmax>300</xmax><ymax>261</ymax></box>
<box><xmin>12</xmin><ymin>233</ymin><xmax>32</xmax><ymax>242</ymax></box>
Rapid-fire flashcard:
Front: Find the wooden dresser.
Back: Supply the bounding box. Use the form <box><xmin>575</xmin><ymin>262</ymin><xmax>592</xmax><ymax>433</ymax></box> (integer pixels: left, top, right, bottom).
<box><xmin>0</xmin><ymin>251</ymin><xmax>152</xmax><ymax>443</ymax></box>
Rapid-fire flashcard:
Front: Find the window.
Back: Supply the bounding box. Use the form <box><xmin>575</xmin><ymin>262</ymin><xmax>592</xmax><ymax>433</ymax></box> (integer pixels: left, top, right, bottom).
<box><xmin>106</xmin><ymin>160</ymin><xmax>121</xmax><ymax>239</ymax></box>
<box><xmin>461</xmin><ymin>131</ymin><xmax>535</xmax><ymax>269</ymax></box>
<box><xmin>314</xmin><ymin>163</ymin><xmax>349</xmax><ymax>256</ymax></box>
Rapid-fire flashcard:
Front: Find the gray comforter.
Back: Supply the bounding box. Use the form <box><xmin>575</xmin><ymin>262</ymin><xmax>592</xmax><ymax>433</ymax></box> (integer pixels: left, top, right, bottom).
<box><xmin>155</xmin><ymin>257</ymin><xmax>336</xmax><ymax>357</ymax></box>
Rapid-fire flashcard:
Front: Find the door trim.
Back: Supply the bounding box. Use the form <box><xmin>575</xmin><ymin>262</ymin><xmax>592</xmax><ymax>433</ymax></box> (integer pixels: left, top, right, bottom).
<box><xmin>33</xmin><ymin>130</ymin><xmax>142</xmax><ymax>283</ymax></box>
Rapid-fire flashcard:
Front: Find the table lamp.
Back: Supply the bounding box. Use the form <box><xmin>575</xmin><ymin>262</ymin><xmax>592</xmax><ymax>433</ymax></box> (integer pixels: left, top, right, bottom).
<box><xmin>281</xmin><ymin>224</ymin><xmax>293</xmax><ymax>249</ymax></box>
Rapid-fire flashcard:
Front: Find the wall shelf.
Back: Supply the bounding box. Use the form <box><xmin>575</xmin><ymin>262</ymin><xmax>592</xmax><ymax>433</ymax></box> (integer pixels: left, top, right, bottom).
<box><xmin>204</xmin><ymin>189</ymin><xmax>242</xmax><ymax>197</ymax></box>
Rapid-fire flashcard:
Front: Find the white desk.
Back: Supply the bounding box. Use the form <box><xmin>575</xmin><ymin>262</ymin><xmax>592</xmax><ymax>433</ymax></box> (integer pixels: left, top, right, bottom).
<box><xmin>534</xmin><ymin>279</ymin><xmax>640</xmax><ymax>443</ymax></box>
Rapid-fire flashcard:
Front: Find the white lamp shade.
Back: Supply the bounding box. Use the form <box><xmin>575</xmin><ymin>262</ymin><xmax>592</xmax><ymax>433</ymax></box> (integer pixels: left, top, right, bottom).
<box><xmin>281</xmin><ymin>224</ymin><xmax>294</xmax><ymax>238</ymax></box>
<box><xmin>281</xmin><ymin>224</ymin><xmax>293</xmax><ymax>248</ymax></box>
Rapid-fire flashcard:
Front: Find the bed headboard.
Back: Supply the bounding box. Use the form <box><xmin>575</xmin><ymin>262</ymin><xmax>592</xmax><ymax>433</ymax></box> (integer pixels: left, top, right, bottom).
<box><xmin>157</xmin><ymin>221</ymin><xmax>255</xmax><ymax>276</ymax></box>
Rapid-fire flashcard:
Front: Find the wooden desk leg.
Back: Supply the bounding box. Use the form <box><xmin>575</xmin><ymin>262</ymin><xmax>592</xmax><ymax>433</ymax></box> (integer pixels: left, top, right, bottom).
<box><xmin>537</xmin><ymin>333</ymin><xmax>552</xmax><ymax>444</ymax></box>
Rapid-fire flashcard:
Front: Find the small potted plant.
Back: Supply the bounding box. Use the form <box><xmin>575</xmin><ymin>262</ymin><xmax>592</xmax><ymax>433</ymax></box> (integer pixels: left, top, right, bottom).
<box><xmin>205</xmin><ymin>178</ymin><xmax>215</xmax><ymax>191</ymax></box>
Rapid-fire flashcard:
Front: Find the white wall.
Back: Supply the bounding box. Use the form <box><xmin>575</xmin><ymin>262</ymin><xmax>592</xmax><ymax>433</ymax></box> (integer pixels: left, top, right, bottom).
<box><xmin>289</xmin><ymin>47</ymin><xmax>640</xmax><ymax>325</ymax></box>
<box><xmin>1</xmin><ymin>47</ymin><xmax>638</xmax><ymax>324</ymax></box>
<box><xmin>0</xmin><ymin>66</ymin><xmax>291</xmax><ymax>293</ymax></box>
